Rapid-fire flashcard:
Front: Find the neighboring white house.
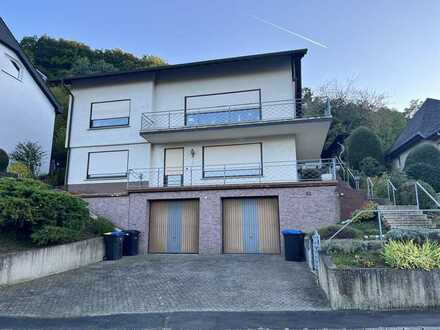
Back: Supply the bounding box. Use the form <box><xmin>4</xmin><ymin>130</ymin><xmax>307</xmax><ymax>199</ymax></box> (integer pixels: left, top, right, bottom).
<box><xmin>62</xmin><ymin>49</ymin><xmax>339</xmax><ymax>255</ymax></box>
<box><xmin>388</xmin><ymin>98</ymin><xmax>440</xmax><ymax>170</ymax></box>
<box><xmin>0</xmin><ymin>18</ymin><xmax>61</xmax><ymax>174</ymax></box>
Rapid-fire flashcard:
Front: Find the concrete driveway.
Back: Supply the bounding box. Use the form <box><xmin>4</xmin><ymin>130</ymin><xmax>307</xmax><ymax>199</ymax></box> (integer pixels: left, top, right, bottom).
<box><xmin>0</xmin><ymin>255</ymin><xmax>329</xmax><ymax>317</ymax></box>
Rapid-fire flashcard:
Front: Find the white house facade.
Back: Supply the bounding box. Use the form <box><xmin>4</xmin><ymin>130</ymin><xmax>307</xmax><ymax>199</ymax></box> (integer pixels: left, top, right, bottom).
<box><xmin>0</xmin><ymin>18</ymin><xmax>61</xmax><ymax>174</ymax></box>
<box><xmin>63</xmin><ymin>49</ymin><xmax>340</xmax><ymax>255</ymax></box>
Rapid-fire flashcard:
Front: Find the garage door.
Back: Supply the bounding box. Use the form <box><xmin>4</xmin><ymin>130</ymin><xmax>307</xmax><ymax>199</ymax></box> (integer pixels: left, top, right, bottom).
<box><xmin>223</xmin><ymin>197</ymin><xmax>280</xmax><ymax>254</ymax></box>
<box><xmin>149</xmin><ymin>200</ymin><xmax>199</xmax><ymax>254</ymax></box>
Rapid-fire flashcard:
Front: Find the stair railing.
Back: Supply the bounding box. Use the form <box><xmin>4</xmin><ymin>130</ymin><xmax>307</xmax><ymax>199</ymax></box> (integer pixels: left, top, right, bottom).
<box><xmin>415</xmin><ymin>181</ymin><xmax>440</xmax><ymax>209</ymax></box>
<box><xmin>367</xmin><ymin>177</ymin><xmax>374</xmax><ymax>200</ymax></box>
<box><xmin>386</xmin><ymin>178</ymin><xmax>397</xmax><ymax>205</ymax></box>
<box><xmin>335</xmin><ymin>156</ymin><xmax>358</xmax><ymax>190</ymax></box>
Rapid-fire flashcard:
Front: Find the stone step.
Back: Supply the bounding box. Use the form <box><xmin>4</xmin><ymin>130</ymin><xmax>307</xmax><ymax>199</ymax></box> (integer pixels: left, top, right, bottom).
<box><xmin>389</xmin><ymin>224</ymin><xmax>436</xmax><ymax>230</ymax></box>
<box><xmin>383</xmin><ymin>215</ymin><xmax>428</xmax><ymax>221</ymax></box>
<box><xmin>378</xmin><ymin>205</ymin><xmax>418</xmax><ymax>210</ymax></box>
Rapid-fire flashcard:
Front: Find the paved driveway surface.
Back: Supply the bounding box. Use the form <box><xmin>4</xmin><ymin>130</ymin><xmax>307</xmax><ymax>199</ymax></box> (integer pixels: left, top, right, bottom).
<box><xmin>0</xmin><ymin>255</ymin><xmax>329</xmax><ymax>317</ymax></box>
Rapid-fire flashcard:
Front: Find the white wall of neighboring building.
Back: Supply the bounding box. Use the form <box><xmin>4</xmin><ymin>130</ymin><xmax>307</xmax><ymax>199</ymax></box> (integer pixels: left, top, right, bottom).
<box><xmin>392</xmin><ymin>138</ymin><xmax>440</xmax><ymax>170</ymax></box>
<box><xmin>0</xmin><ymin>42</ymin><xmax>56</xmax><ymax>174</ymax></box>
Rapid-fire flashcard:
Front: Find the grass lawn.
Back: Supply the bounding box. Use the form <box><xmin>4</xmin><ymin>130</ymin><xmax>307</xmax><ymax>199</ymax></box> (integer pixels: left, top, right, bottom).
<box><xmin>329</xmin><ymin>249</ymin><xmax>386</xmax><ymax>268</ymax></box>
<box><xmin>0</xmin><ymin>230</ymin><xmax>37</xmax><ymax>256</ymax></box>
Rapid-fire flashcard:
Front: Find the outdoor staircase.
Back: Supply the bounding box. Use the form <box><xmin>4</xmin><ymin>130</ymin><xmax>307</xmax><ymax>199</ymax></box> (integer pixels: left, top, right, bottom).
<box><xmin>378</xmin><ymin>205</ymin><xmax>435</xmax><ymax>230</ymax></box>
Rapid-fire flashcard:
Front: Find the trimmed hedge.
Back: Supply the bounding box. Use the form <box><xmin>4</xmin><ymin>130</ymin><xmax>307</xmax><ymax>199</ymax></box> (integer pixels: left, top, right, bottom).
<box><xmin>359</xmin><ymin>156</ymin><xmax>384</xmax><ymax>177</ymax></box>
<box><xmin>0</xmin><ymin>177</ymin><xmax>115</xmax><ymax>246</ymax></box>
<box><xmin>346</xmin><ymin>126</ymin><xmax>383</xmax><ymax>170</ymax></box>
<box><xmin>406</xmin><ymin>162</ymin><xmax>440</xmax><ymax>192</ymax></box>
<box><xmin>398</xmin><ymin>180</ymin><xmax>437</xmax><ymax>209</ymax></box>
<box><xmin>318</xmin><ymin>224</ymin><xmax>362</xmax><ymax>240</ymax></box>
<box><xmin>405</xmin><ymin>144</ymin><xmax>440</xmax><ymax>170</ymax></box>
<box><xmin>0</xmin><ymin>149</ymin><xmax>9</xmax><ymax>172</ymax></box>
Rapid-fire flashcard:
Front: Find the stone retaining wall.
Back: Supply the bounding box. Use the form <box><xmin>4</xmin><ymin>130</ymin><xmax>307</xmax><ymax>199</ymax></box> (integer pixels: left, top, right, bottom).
<box><xmin>0</xmin><ymin>238</ymin><xmax>104</xmax><ymax>286</ymax></box>
<box><xmin>318</xmin><ymin>252</ymin><xmax>440</xmax><ymax>310</ymax></box>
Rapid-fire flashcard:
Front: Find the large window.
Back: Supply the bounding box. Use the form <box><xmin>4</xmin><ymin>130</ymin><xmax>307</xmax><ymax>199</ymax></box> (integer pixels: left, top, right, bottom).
<box><xmin>90</xmin><ymin>100</ymin><xmax>130</xmax><ymax>128</ymax></box>
<box><xmin>2</xmin><ymin>54</ymin><xmax>22</xmax><ymax>80</ymax></box>
<box><xmin>87</xmin><ymin>150</ymin><xmax>129</xmax><ymax>179</ymax></box>
<box><xmin>185</xmin><ymin>90</ymin><xmax>261</xmax><ymax>127</ymax></box>
<box><xmin>202</xmin><ymin>143</ymin><xmax>262</xmax><ymax>178</ymax></box>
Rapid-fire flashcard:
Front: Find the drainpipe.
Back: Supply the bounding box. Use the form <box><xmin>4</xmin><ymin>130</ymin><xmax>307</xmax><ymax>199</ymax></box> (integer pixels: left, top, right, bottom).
<box><xmin>61</xmin><ymin>80</ymin><xmax>74</xmax><ymax>190</ymax></box>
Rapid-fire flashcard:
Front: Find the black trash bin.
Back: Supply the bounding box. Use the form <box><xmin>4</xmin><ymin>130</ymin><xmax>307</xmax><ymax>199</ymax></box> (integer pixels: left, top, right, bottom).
<box><xmin>282</xmin><ymin>229</ymin><xmax>305</xmax><ymax>261</ymax></box>
<box><xmin>123</xmin><ymin>230</ymin><xmax>140</xmax><ymax>256</ymax></box>
<box><xmin>103</xmin><ymin>231</ymin><xmax>125</xmax><ymax>260</ymax></box>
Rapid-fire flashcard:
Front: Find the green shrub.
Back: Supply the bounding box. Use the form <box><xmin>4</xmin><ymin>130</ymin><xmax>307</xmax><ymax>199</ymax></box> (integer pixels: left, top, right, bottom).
<box><xmin>318</xmin><ymin>224</ymin><xmax>362</xmax><ymax>240</ymax></box>
<box><xmin>383</xmin><ymin>240</ymin><xmax>440</xmax><ymax>271</ymax></box>
<box><xmin>0</xmin><ymin>149</ymin><xmax>9</xmax><ymax>172</ymax></box>
<box><xmin>31</xmin><ymin>225</ymin><xmax>84</xmax><ymax>246</ymax></box>
<box><xmin>385</xmin><ymin>228</ymin><xmax>440</xmax><ymax>245</ymax></box>
<box><xmin>359</xmin><ymin>157</ymin><xmax>384</xmax><ymax>177</ymax></box>
<box><xmin>0</xmin><ymin>177</ymin><xmax>91</xmax><ymax>245</ymax></box>
<box><xmin>87</xmin><ymin>217</ymin><xmax>115</xmax><ymax>235</ymax></box>
<box><xmin>351</xmin><ymin>201</ymin><xmax>378</xmax><ymax>222</ymax></box>
<box><xmin>397</xmin><ymin>180</ymin><xmax>437</xmax><ymax>209</ymax></box>
<box><xmin>346</xmin><ymin>127</ymin><xmax>383</xmax><ymax>170</ymax></box>
<box><xmin>405</xmin><ymin>144</ymin><xmax>440</xmax><ymax>169</ymax></box>
<box><xmin>8</xmin><ymin>162</ymin><xmax>32</xmax><ymax>178</ymax></box>
<box><xmin>406</xmin><ymin>163</ymin><xmax>440</xmax><ymax>192</ymax></box>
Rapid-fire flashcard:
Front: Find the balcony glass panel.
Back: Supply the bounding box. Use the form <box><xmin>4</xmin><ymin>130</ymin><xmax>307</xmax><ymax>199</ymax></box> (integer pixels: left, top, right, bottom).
<box><xmin>186</xmin><ymin>107</ymin><xmax>260</xmax><ymax>127</ymax></box>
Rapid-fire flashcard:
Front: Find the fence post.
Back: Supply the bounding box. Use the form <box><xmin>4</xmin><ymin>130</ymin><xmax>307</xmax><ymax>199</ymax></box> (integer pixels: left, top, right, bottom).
<box><xmin>331</xmin><ymin>158</ymin><xmax>337</xmax><ymax>180</ymax></box>
<box><xmin>415</xmin><ymin>182</ymin><xmax>420</xmax><ymax>209</ymax></box>
<box><xmin>378</xmin><ymin>211</ymin><xmax>383</xmax><ymax>240</ymax></box>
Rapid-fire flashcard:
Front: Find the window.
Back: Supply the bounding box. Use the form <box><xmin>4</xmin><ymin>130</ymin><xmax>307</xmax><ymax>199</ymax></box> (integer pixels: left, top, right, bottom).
<box><xmin>185</xmin><ymin>90</ymin><xmax>261</xmax><ymax>127</ymax></box>
<box><xmin>87</xmin><ymin>150</ymin><xmax>129</xmax><ymax>179</ymax></box>
<box><xmin>90</xmin><ymin>100</ymin><xmax>130</xmax><ymax>128</ymax></box>
<box><xmin>202</xmin><ymin>143</ymin><xmax>262</xmax><ymax>178</ymax></box>
<box><xmin>2</xmin><ymin>55</ymin><xmax>21</xmax><ymax>80</ymax></box>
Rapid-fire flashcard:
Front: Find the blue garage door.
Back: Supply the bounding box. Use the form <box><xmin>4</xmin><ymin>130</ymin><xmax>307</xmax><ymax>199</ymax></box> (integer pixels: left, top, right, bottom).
<box><xmin>149</xmin><ymin>200</ymin><xmax>199</xmax><ymax>253</ymax></box>
<box><xmin>223</xmin><ymin>197</ymin><xmax>280</xmax><ymax>254</ymax></box>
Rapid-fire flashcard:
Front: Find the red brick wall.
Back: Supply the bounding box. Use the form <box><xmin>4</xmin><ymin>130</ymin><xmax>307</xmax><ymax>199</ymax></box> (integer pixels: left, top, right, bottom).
<box><xmin>337</xmin><ymin>180</ymin><xmax>368</xmax><ymax>221</ymax></box>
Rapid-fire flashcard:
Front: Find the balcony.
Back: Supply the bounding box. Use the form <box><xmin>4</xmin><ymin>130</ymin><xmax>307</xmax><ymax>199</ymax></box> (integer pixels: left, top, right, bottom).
<box><xmin>127</xmin><ymin>158</ymin><xmax>337</xmax><ymax>190</ymax></box>
<box><xmin>139</xmin><ymin>99</ymin><xmax>332</xmax><ymax>158</ymax></box>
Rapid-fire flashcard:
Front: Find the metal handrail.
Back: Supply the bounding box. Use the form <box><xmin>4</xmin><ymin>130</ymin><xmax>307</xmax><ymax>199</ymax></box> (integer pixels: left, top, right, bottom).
<box><xmin>386</xmin><ymin>178</ymin><xmax>397</xmax><ymax>205</ymax></box>
<box><xmin>335</xmin><ymin>156</ymin><xmax>358</xmax><ymax>189</ymax></box>
<box><xmin>415</xmin><ymin>181</ymin><xmax>440</xmax><ymax>209</ymax></box>
<box><xmin>367</xmin><ymin>177</ymin><xmax>374</xmax><ymax>199</ymax></box>
<box><xmin>328</xmin><ymin>208</ymin><xmax>440</xmax><ymax>242</ymax></box>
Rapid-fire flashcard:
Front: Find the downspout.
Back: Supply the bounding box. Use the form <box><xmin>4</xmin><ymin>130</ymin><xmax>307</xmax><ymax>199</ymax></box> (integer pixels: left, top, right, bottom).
<box><xmin>61</xmin><ymin>80</ymin><xmax>74</xmax><ymax>190</ymax></box>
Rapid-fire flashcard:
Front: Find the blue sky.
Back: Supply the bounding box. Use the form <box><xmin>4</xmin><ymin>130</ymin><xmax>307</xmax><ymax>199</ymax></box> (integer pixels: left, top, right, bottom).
<box><xmin>1</xmin><ymin>0</ymin><xmax>439</xmax><ymax>110</ymax></box>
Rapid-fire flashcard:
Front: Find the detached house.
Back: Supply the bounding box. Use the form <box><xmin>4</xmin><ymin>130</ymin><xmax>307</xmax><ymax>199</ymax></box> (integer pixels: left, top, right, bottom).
<box><xmin>388</xmin><ymin>98</ymin><xmax>440</xmax><ymax>170</ymax></box>
<box><xmin>0</xmin><ymin>18</ymin><xmax>61</xmax><ymax>174</ymax></box>
<box><xmin>62</xmin><ymin>49</ymin><xmax>340</xmax><ymax>255</ymax></box>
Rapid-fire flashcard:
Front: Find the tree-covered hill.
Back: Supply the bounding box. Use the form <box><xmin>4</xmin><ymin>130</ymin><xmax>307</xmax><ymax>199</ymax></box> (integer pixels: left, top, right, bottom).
<box><xmin>20</xmin><ymin>35</ymin><xmax>166</xmax><ymax>80</ymax></box>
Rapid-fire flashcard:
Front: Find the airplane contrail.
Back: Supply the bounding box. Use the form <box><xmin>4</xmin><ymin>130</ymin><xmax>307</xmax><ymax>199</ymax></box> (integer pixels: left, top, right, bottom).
<box><xmin>252</xmin><ymin>15</ymin><xmax>328</xmax><ymax>49</ymax></box>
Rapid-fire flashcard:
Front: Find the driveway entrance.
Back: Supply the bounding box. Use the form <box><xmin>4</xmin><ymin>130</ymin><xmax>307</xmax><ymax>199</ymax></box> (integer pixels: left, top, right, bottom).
<box><xmin>0</xmin><ymin>255</ymin><xmax>329</xmax><ymax>317</ymax></box>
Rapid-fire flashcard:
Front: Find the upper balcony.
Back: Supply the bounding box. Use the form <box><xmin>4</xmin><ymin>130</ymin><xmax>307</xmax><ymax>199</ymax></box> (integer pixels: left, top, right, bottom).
<box><xmin>139</xmin><ymin>98</ymin><xmax>332</xmax><ymax>151</ymax></box>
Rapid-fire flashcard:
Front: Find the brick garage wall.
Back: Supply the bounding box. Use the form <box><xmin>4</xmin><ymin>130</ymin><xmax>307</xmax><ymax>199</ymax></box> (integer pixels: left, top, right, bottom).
<box><xmin>82</xmin><ymin>184</ymin><xmax>340</xmax><ymax>255</ymax></box>
<box><xmin>83</xmin><ymin>195</ymin><xmax>130</xmax><ymax>229</ymax></box>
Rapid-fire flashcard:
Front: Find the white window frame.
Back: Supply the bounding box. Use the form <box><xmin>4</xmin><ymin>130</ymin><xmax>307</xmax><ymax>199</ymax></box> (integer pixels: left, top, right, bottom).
<box><xmin>86</xmin><ymin>150</ymin><xmax>129</xmax><ymax>179</ymax></box>
<box><xmin>89</xmin><ymin>99</ymin><xmax>131</xmax><ymax>129</ymax></box>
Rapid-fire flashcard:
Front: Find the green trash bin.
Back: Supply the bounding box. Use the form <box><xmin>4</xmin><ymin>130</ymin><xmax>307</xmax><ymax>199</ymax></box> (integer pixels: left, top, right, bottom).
<box><xmin>103</xmin><ymin>231</ymin><xmax>124</xmax><ymax>260</ymax></box>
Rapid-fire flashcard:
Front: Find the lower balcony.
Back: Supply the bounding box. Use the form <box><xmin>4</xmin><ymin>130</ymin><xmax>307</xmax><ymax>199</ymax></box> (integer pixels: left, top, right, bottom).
<box><xmin>127</xmin><ymin>159</ymin><xmax>337</xmax><ymax>190</ymax></box>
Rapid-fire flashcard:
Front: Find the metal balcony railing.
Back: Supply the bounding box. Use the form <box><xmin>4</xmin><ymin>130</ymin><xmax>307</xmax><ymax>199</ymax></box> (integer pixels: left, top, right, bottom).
<box><xmin>141</xmin><ymin>98</ymin><xmax>331</xmax><ymax>131</ymax></box>
<box><xmin>127</xmin><ymin>158</ymin><xmax>337</xmax><ymax>189</ymax></box>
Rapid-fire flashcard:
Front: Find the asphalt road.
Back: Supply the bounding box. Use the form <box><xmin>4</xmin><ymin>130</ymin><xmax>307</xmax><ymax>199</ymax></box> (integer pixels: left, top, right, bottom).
<box><xmin>1</xmin><ymin>310</ymin><xmax>440</xmax><ymax>329</ymax></box>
